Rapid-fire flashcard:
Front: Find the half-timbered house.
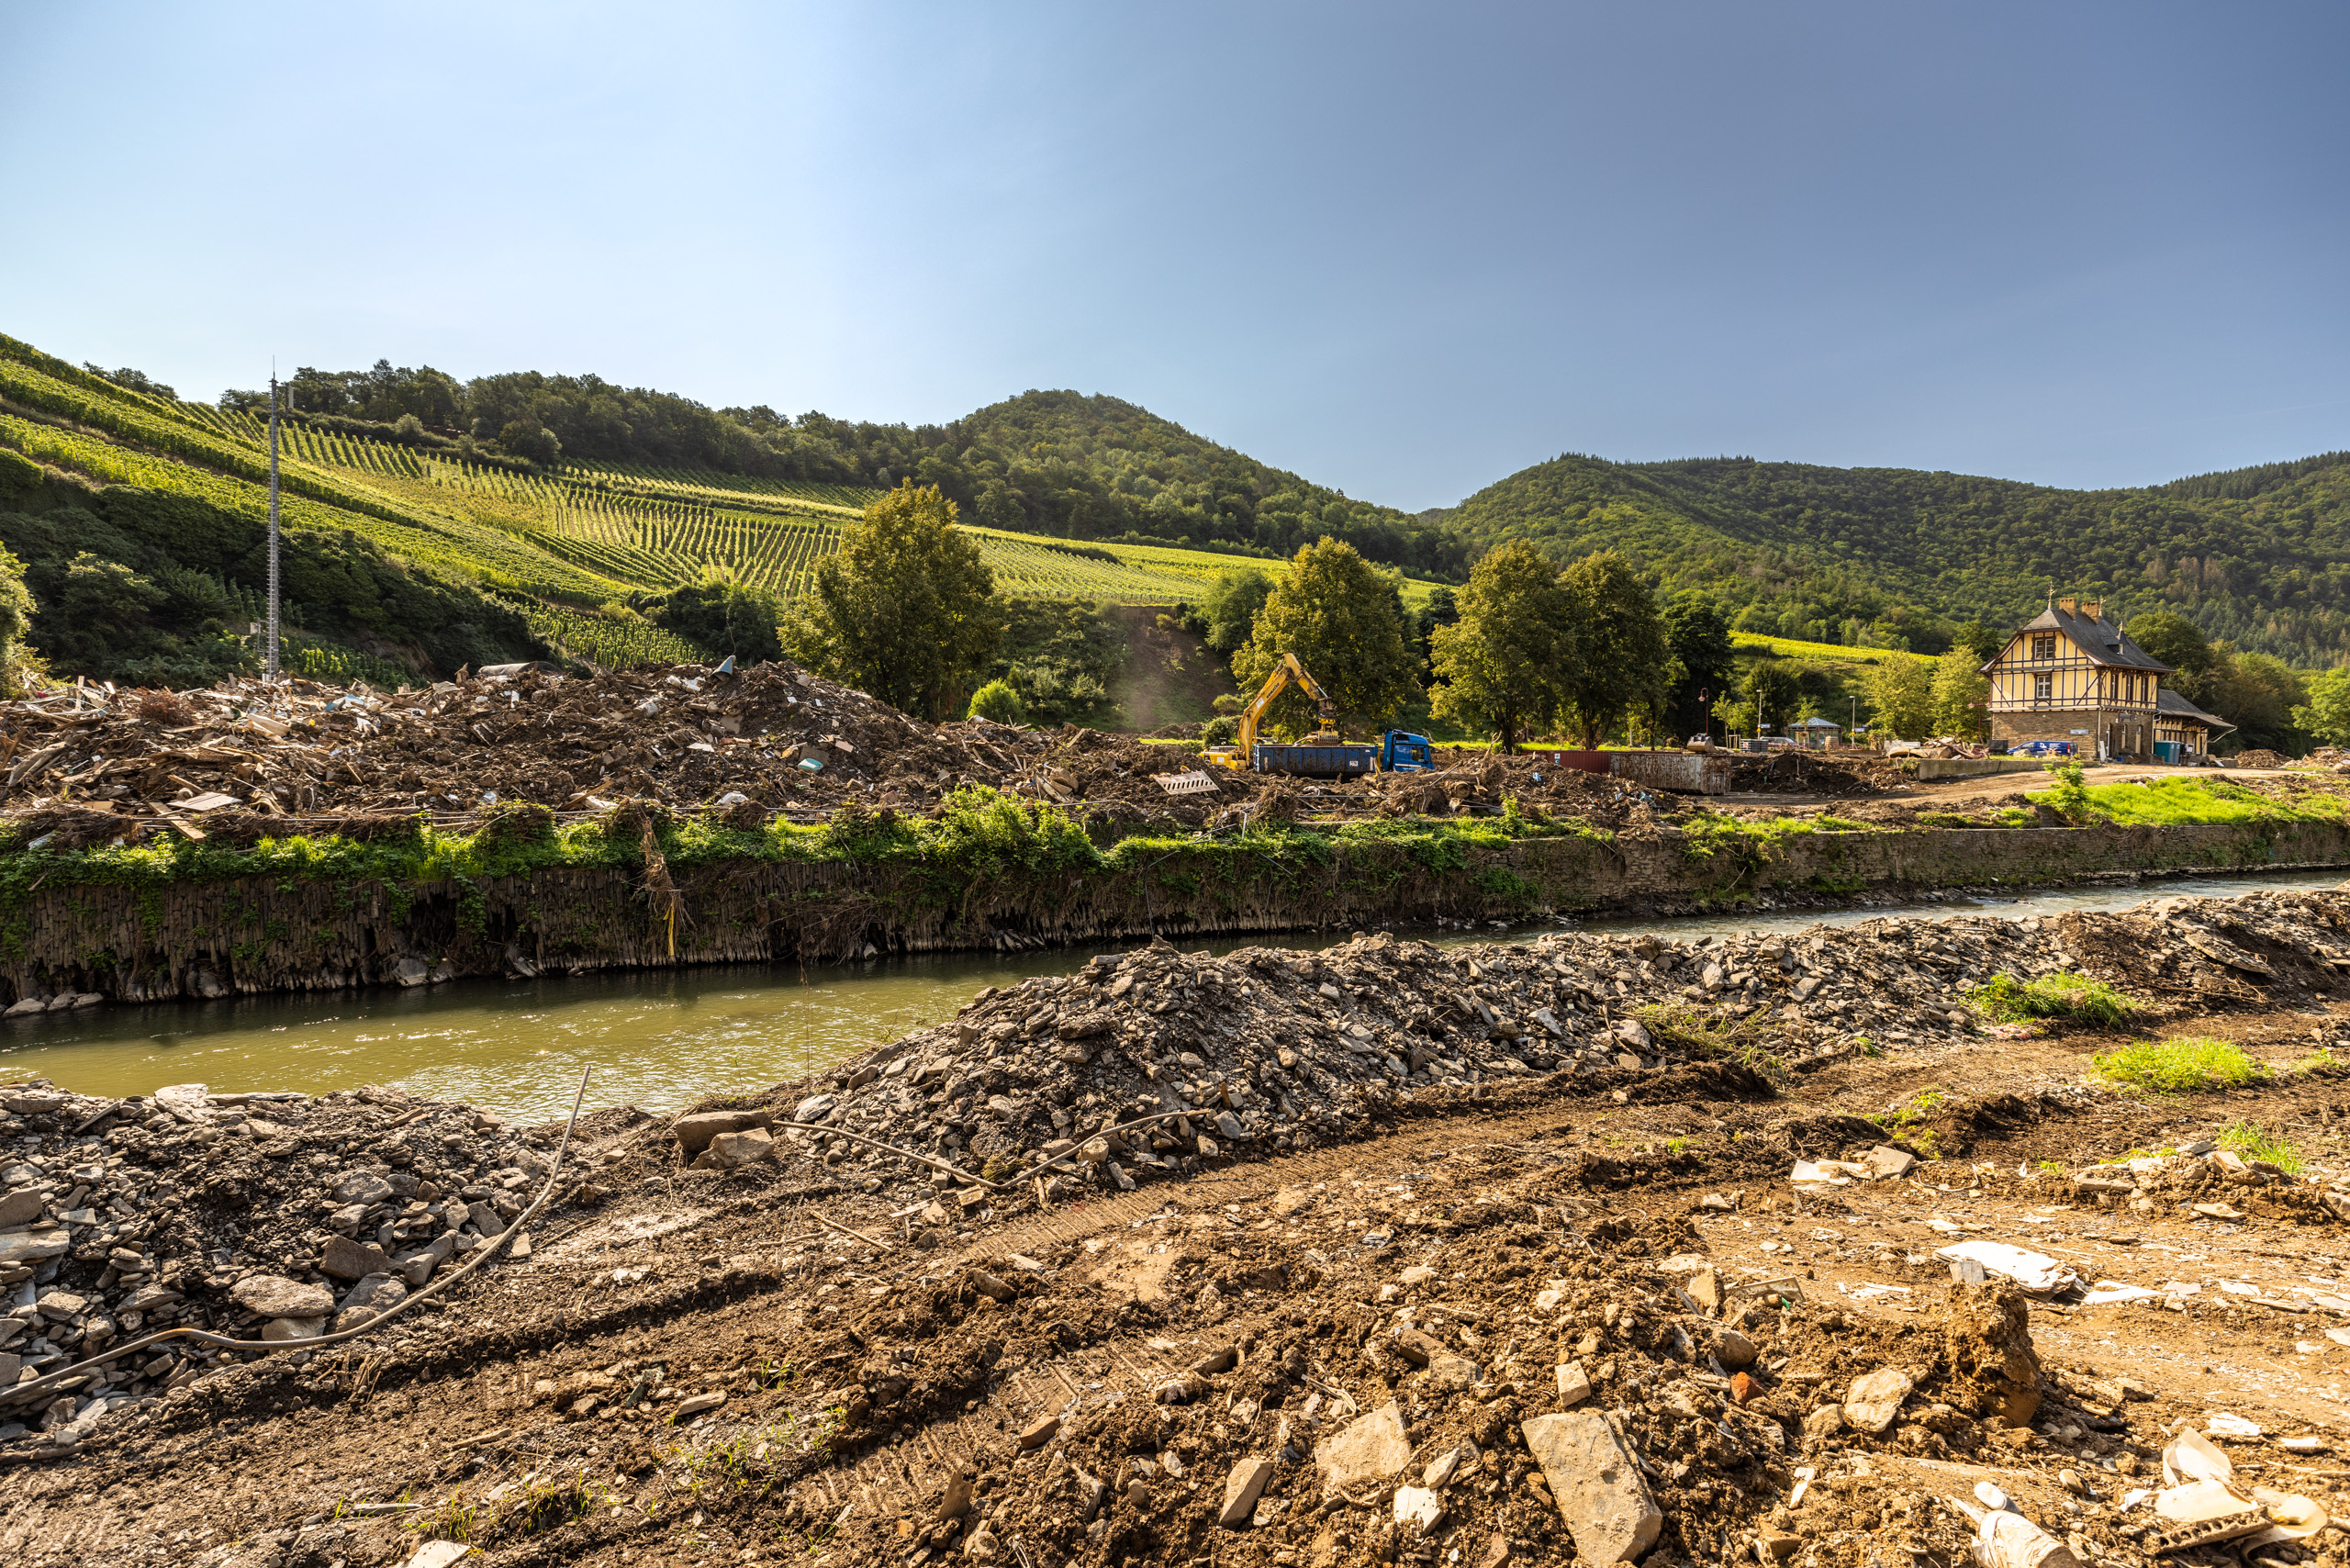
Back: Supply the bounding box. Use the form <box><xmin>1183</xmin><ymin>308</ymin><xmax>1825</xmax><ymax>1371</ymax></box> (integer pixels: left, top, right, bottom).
<box><xmin>1979</xmin><ymin>597</ymin><xmax>2173</xmax><ymax>762</ymax></box>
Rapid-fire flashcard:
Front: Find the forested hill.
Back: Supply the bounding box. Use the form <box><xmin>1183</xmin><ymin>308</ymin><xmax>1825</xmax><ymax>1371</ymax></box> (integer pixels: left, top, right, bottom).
<box><xmin>1423</xmin><ymin>449</ymin><xmax>2350</xmax><ymax>664</ymax></box>
<box><xmin>259</xmin><ymin>362</ymin><xmax>1469</xmax><ymax>578</ymax></box>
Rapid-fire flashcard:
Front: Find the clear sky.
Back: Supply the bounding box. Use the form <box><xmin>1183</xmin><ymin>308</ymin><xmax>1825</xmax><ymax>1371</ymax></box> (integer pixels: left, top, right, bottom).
<box><xmin>7</xmin><ymin>2</ymin><xmax>2346</xmax><ymax>510</ymax></box>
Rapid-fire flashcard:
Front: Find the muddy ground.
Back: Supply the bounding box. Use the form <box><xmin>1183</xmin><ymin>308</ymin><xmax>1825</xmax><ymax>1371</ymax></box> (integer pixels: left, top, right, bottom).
<box><xmin>7</xmin><ymin>939</ymin><xmax>2350</xmax><ymax>1567</ymax></box>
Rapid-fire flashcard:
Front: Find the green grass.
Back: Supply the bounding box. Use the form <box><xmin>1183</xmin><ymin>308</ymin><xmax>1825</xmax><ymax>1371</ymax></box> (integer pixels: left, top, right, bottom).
<box><xmin>1965</xmin><ymin>971</ymin><xmax>2140</xmax><ymax>1028</ymax></box>
<box><xmin>2214</xmin><ymin>1119</ymin><xmax>2307</xmax><ymax>1172</ymax></box>
<box><xmin>2088</xmin><ymin>1035</ymin><xmax>2267</xmax><ymax>1094</ymax></box>
<box><xmin>2026</xmin><ymin>774</ymin><xmax>2344</xmax><ymax>827</ymax></box>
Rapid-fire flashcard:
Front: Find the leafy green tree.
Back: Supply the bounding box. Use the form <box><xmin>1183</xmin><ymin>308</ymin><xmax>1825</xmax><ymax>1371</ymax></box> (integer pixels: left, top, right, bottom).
<box><xmin>1428</xmin><ymin>540</ymin><xmax>1572</xmax><ymax>749</ymax></box>
<box><xmin>2291</xmin><ymin>666</ymin><xmax>2350</xmax><ymax>748</ymax></box>
<box><xmin>498</xmin><ymin>420</ymin><xmax>562</xmax><ymax>467</ymax></box>
<box><xmin>2124</xmin><ymin>610</ymin><xmax>2214</xmax><ymax>697</ymax></box>
<box><xmin>1560</xmin><ymin>550</ymin><xmax>1670</xmax><ymax>746</ymax></box>
<box><xmin>1232</xmin><ymin>537</ymin><xmax>1417</xmax><ymax>737</ymax></box>
<box><xmin>1413</xmin><ymin>585</ymin><xmax>1459</xmax><ymax>678</ymax></box>
<box><xmin>1930</xmin><ymin>648</ymin><xmax>1991</xmax><ymax>740</ymax></box>
<box><xmin>2211</xmin><ymin>649</ymin><xmax>2306</xmax><ymax>752</ymax></box>
<box><xmin>784</xmin><ymin>482</ymin><xmax>1002</xmax><ymax>719</ymax></box>
<box><xmin>1955</xmin><ymin>619</ymin><xmax>2005</xmax><ymax>663</ymax></box>
<box><xmin>0</xmin><ymin>544</ymin><xmax>38</xmax><ymax>696</ymax></box>
<box><xmin>1200</xmin><ymin>568</ymin><xmax>1274</xmax><ymax>655</ymax></box>
<box><xmin>645</xmin><ymin>574</ymin><xmax>783</xmax><ymax>663</ymax></box>
<box><xmin>1863</xmin><ymin>656</ymin><xmax>1935</xmax><ymax>740</ymax></box>
<box><xmin>1662</xmin><ymin>590</ymin><xmax>1736</xmax><ymax>738</ymax></box>
<box><xmin>1741</xmin><ymin>659</ymin><xmax>1800</xmax><ymax>739</ymax></box>
<box><xmin>967</xmin><ymin>678</ymin><xmax>1026</xmax><ymax>724</ymax></box>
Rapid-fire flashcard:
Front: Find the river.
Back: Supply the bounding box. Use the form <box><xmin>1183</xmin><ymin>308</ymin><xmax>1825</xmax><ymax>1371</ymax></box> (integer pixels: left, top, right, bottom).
<box><xmin>4</xmin><ymin>868</ymin><xmax>2339</xmax><ymax>1122</ymax></box>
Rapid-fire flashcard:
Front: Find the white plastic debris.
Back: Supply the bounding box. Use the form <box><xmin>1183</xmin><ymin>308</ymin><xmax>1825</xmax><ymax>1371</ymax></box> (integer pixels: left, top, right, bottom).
<box><xmin>1931</xmin><ymin>1240</ymin><xmax>2080</xmax><ymax>1295</ymax></box>
<box><xmin>2206</xmin><ymin>1413</ymin><xmax>2264</xmax><ymax>1439</ymax></box>
<box><xmin>2082</xmin><ymin>1281</ymin><xmax>2161</xmax><ymax>1305</ymax></box>
<box><xmin>1791</xmin><ymin>1159</ymin><xmax>1870</xmax><ymax>1187</ymax></box>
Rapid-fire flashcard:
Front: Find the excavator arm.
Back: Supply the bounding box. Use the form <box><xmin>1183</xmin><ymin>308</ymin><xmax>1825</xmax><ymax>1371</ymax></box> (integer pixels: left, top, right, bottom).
<box><xmin>1235</xmin><ymin>652</ymin><xmax>1338</xmax><ymax>756</ymax></box>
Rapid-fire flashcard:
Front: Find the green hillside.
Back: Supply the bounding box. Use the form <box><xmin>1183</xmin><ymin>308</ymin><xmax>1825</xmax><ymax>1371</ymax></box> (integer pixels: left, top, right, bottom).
<box><xmin>0</xmin><ymin>333</ymin><xmax>1441</xmax><ymax>687</ymax></box>
<box><xmin>246</xmin><ymin>360</ymin><xmax>1472</xmax><ymax>579</ymax></box>
<box><xmin>1428</xmin><ymin>450</ymin><xmax>2350</xmax><ymax>665</ymax></box>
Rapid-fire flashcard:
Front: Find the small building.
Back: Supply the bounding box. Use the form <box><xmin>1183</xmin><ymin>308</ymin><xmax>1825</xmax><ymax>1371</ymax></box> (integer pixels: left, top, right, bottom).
<box><xmin>1979</xmin><ymin>596</ymin><xmax>2171</xmax><ymax>763</ymax></box>
<box><xmin>2154</xmin><ymin>689</ymin><xmax>2232</xmax><ymax>763</ymax></box>
<box><xmin>1788</xmin><ymin>716</ymin><xmax>1843</xmax><ymax>749</ymax></box>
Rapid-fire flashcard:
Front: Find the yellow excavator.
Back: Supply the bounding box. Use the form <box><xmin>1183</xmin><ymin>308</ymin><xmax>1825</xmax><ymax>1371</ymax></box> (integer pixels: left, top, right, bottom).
<box><xmin>1203</xmin><ymin>653</ymin><xmax>1434</xmax><ymax>778</ymax></box>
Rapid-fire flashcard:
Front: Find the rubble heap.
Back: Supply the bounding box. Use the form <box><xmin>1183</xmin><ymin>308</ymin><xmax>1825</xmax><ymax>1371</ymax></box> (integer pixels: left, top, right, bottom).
<box><xmin>0</xmin><ymin>666</ymin><xmax>1889</xmax><ymax>851</ymax></box>
<box><xmin>670</xmin><ymin>890</ymin><xmax>2350</xmax><ymax>1197</ymax></box>
<box><xmin>0</xmin><ymin>1080</ymin><xmax>564</xmax><ymax>1450</ymax></box>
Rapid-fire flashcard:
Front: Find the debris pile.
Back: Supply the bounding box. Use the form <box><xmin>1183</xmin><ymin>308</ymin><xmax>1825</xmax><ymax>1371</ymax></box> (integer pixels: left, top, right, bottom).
<box><xmin>0</xmin><ymin>1079</ymin><xmax>573</xmax><ymax>1453</ymax></box>
<box><xmin>656</xmin><ymin>890</ymin><xmax>2350</xmax><ymax>1203</ymax></box>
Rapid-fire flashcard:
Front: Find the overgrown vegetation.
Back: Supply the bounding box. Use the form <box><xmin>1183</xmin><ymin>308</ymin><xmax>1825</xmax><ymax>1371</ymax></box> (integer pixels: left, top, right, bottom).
<box><xmin>1867</xmin><ymin>1087</ymin><xmax>1947</xmax><ymax>1159</ymax></box>
<box><xmin>2214</xmin><ymin>1118</ymin><xmax>2307</xmax><ymax>1172</ymax></box>
<box><xmin>2088</xmin><ymin>1035</ymin><xmax>2266</xmax><ymax>1093</ymax></box>
<box><xmin>1964</xmin><ymin>970</ymin><xmax>2139</xmax><ymax>1028</ymax></box>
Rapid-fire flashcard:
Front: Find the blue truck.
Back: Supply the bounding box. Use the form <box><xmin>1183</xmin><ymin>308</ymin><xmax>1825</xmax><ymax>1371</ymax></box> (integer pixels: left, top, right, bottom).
<box><xmin>1248</xmin><ymin>731</ymin><xmax>1435</xmax><ymax>777</ymax></box>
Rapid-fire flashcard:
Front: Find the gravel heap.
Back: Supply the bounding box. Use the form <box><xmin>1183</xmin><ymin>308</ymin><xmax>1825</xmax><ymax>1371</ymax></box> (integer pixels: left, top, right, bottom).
<box><xmin>694</xmin><ymin>890</ymin><xmax>2350</xmax><ymax>1199</ymax></box>
<box><xmin>0</xmin><ymin>1081</ymin><xmax>565</xmax><ymax>1451</ymax></box>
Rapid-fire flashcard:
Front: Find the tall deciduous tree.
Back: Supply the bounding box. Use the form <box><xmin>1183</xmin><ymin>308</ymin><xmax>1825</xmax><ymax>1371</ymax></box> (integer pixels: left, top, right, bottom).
<box><xmin>1231</xmin><ymin>538</ymin><xmax>1417</xmax><ymax>736</ymax></box>
<box><xmin>1560</xmin><ymin>551</ymin><xmax>1670</xmax><ymax>746</ymax></box>
<box><xmin>1429</xmin><ymin>540</ymin><xmax>1572</xmax><ymax>749</ymax></box>
<box><xmin>2124</xmin><ymin>610</ymin><xmax>2214</xmax><ymax>698</ymax></box>
<box><xmin>2292</xmin><ymin>666</ymin><xmax>2350</xmax><ymax>749</ymax></box>
<box><xmin>1662</xmin><ymin>590</ymin><xmax>1736</xmax><ymax>738</ymax></box>
<box><xmin>1863</xmin><ymin>656</ymin><xmax>1935</xmax><ymax>740</ymax></box>
<box><xmin>784</xmin><ymin>482</ymin><xmax>1002</xmax><ymax>719</ymax></box>
<box><xmin>1930</xmin><ymin>648</ymin><xmax>1991</xmax><ymax>740</ymax></box>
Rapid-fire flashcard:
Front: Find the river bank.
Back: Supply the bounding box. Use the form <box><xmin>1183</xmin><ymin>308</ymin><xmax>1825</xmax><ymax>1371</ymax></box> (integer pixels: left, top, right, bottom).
<box><xmin>3</xmin><ymin>807</ymin><xmax>2345</xmax><ymax>1014</ymax></box>
<box><xmin>4</xmin><ymin>866</ymin><xmax>2344</xmax><ymax>1122</ymax></box>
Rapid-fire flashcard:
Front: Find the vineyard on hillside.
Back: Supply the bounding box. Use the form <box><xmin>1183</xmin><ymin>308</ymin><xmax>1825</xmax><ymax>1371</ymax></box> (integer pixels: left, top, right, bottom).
<box><xmin>3</xmin><ymin>333</ymin><xmax>1432</xmax><ymax>677</ymax></box>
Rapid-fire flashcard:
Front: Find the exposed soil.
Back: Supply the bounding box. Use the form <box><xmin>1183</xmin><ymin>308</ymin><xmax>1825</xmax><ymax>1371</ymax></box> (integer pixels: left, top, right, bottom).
<box><xmin>6</xmin><ymin>893</ymin><xmax>2350</xmax><ymax>1568</ymax></box>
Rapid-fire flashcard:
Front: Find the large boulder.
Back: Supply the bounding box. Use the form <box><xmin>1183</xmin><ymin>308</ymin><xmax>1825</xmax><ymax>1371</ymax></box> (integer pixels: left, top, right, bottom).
<box><xmin>671</xmin><ymin>1109</ymin><xmax>777</xmax><ymax>1158</ymax></box>
<box><xmin>1522</xmin><ymin>1410</ymin><xmax>1662</xmax><ymax>1563</ymax></box>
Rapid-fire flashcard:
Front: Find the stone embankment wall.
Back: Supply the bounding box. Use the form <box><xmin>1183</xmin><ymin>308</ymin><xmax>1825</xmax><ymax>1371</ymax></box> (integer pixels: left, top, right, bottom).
<box><xmin>5</xmin><ymin>820</ymin><xmax>2345</xmax><ymax>1005</ymax></box>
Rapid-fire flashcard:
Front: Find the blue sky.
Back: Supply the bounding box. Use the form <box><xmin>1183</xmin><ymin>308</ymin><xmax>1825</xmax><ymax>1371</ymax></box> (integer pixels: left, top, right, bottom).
<box><xmin>6</xmin><ymin>2</ymin><xmax>2345</xmax><ymax>510</ymax></box>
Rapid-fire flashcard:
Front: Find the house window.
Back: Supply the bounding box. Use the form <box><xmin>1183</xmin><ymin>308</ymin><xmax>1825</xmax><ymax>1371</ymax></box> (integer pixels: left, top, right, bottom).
<box><xmin>2031</xmin><ymin>634</ymin><xmax>2056</xmax><ymax>660</ymax></box>
<box><xmin>2034</xmin><ymin>673</ymin><xmax>2053</xmax><ymax>701</ymax></box>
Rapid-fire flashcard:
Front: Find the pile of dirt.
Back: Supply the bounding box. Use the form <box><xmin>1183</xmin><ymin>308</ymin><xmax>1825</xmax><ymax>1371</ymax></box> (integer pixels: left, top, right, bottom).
<box><xmin>1729</xmin><ymin>751</ymin><xmax>1909</xmax><ymax>797</ymax></box>
<box><xmin>2230</xmin><ymin>748</ymin><xmax>2289</xmax><ymax>768</ymax></box>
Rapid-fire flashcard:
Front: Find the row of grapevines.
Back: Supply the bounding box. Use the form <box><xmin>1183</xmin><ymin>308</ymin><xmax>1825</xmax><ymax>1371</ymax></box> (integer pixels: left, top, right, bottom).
<box><xmin>491</xmin><ymin>597</ymin><xmax>708</xmax><ymax>668</ymax></box>
<box><xmin>0</xmin><ymin>411</ymin><xmax>627</xmax><ymax>603</ymax></box>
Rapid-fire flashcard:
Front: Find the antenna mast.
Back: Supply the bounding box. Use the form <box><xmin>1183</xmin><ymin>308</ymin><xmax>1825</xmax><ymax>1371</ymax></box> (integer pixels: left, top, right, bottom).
<box><xmin>265</xmin><ymin>368</ymin><xmax>282</xmax><ymax>681</ymax></box>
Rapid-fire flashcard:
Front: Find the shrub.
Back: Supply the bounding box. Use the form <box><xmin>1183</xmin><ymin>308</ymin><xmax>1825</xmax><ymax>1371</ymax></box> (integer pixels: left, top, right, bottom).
<box><xmin>1200</xmin><ymin>715</ymin><xmax>1237</xmax><ymax>746</ymax></box>
<box><xmin>2088</xmin><ymin>1036</ymin><xmax>2266</xmax><ymax>1093</ymax></box>
<box><xmin>967</xmin><ymin>678</ymin><xmax>1026</xmax><ymax>724</ymax></box>
<box><xmin>1966</xmin><ymin>971</ymin><xmax>2138</xmax><ymax>1028</ymax></box>
<box><xmin>2215</xmin><ymin>1119</ymin><xmax>2306</xmax><ymax>1172</ymax></box>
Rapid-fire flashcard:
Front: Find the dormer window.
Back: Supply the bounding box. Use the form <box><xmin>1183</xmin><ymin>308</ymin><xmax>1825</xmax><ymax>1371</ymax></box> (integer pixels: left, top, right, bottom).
<box><xmin>2031</xmin><ymin>634</ymin><xmax>2056</xmax><ymax>661</ymax></box>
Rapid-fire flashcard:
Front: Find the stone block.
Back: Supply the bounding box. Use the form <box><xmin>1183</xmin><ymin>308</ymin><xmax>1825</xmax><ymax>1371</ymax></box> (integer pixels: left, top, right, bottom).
<box><xmin>1521</xmin><ymin>1410</ymin><xmax>1662</xmax><ymax>1564</ymax></box>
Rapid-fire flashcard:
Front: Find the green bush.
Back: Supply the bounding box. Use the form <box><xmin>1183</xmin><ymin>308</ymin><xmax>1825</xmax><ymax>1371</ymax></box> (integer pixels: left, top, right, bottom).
<box><xmin>1200</xmin><ymin>715</ymin><xmax>1237</xmax><ymax>746</ymax></box>
<box><xmin>1966</xmin><ymin>970</ymin><xmax>2138</xmax><ymax>1028</ymax></box>
<box><xmin>967</xmin><ymin>678</ymin><xmax>1026</xmax><ymax>724</ymax></box>
<box><xmin>2089</xmin><ymin>1036</ymin><xmax>2266</xmax><ymax>1093</ymax></box>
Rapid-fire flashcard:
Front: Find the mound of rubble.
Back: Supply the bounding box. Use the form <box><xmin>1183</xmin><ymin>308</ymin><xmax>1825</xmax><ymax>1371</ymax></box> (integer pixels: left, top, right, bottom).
<box><xmin>0</xmin><ymin>1079</ymin><xmax>566</xmax><ymax>1452</ymax></box>
<box><xmin>652</xmin><ymin>890</ymin><xmax>2350</xmax><ymax>1204</ymax></box>
<box><xmin>0</xmin><ymin>666</ymin><xmax>1819</xmax><ymax>852</ymax></box>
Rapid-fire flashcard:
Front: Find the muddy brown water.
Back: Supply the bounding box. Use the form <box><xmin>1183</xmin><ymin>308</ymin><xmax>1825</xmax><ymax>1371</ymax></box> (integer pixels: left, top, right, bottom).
<box><xmin>3</xmin><ymin>868</ymin><xmax>2339</xmax><ymax>1123</ymax></box>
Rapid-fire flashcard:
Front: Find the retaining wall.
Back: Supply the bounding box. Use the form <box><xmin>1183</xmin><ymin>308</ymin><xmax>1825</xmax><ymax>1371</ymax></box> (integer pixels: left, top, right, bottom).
<box><xmin>6</xmin><ymin>819</ymin><xmax>2344</xmax><ymax>1005</ymax></box>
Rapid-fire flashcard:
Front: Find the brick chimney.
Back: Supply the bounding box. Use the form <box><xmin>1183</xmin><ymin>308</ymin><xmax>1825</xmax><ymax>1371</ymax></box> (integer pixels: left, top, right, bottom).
<box><xmin>2055</xmin><ymin>596</ymin><xmax>2076</xmax><ymax>614</ymax></box>
<box><xmin>2078</xmin><ymin>599</ymin><xmax>2101</xmax><ymax>622</ymax></box>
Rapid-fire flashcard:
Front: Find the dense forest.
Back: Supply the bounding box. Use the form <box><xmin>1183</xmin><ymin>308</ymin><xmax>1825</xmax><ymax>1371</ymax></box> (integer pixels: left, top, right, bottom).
<box><xmin>1426</xmin><ymin>450</ymin><xmax>2350</xmax><ymax>666</ymax></box>
<box><xmin>237</xmin><ymin>364</ymin><xmax>1470</xmax><ymax>579</ymax></box>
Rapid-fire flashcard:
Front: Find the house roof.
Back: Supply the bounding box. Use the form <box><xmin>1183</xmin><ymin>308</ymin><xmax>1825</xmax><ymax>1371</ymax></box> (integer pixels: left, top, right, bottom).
<box><xmin>1790</xmin><ymin>717</ymin><xmax>1842</xmax><ymax>729</ymax></box>
<box><xmin>1980</xmin><ymin>603</ymin><xmax>2174</xmax><ymax>675</ymax></box>
<box><xmin>2157</xmin><ymin>688</ymin><xmax>2236</xmax><ymax>734</ymax></box>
